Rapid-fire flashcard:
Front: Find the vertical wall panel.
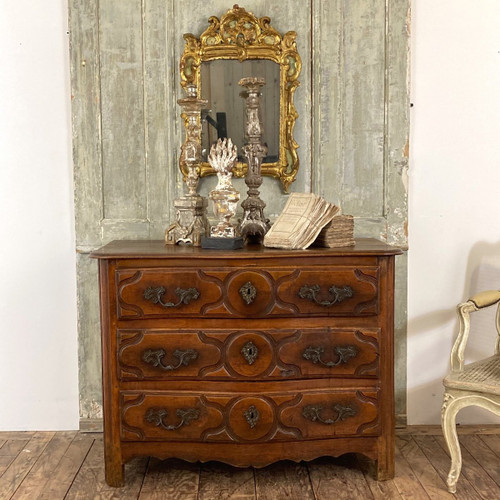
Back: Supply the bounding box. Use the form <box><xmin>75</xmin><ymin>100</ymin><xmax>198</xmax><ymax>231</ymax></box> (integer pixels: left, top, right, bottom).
<box><xmin>385</xmin><ymin>0</ymin><xmax>410</xmax><ymax>247</ymax></box>
<box><xmin>342</xmin><ymin>0</ymin><xmax>386</xmax><ymax>217</ymax></box>
<box><xmin>99</xmin><ymin>0</ymin><xmax>147</xmax><ymax>221</ymax></box>
<box><xmin>144</xmin><ymin>0</ymin><xmax>176</xmax><ymax>237</ymax></box>
<box><xmin>312</xmin><ymin>0</ymin><xmax>344</xmax><ymax>206</ymax></box>
<box><xmin>76</xmin><ymin>254</ymin><xmax>102</xmax><ymax>422</ymax></box>
<box><xmin>70</xmin><ymin>0</ymin><xmax>104</xmax><ymax>424</ymax></box>
<box><xmin>70</xmin><ymin>0</ymin><xmax>103</xmax><ymax>250</ymax></box>
<box><xmin>385</xmin><ymin>0</ymin><xmax>411</xmax><ymax>423</ymax></box>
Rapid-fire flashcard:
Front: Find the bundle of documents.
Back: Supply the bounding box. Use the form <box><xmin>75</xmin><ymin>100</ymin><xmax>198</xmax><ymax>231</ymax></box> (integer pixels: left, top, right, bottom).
<box><xmin>313</xmin><ymin>214</ymin><xmax>355</xmax><ymax>248</ymax></box>
<box><xmin>263</xmin><ymin>193</ymin><xmax>340</xmax><ymax>249</ymax></box>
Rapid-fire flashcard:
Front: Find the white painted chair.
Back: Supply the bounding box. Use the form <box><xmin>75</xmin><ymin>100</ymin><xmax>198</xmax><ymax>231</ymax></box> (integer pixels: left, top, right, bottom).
<box><xmin>441</xmin><ymin>290</ymin><xmax>500</xmax><ymax>493</ymax></box>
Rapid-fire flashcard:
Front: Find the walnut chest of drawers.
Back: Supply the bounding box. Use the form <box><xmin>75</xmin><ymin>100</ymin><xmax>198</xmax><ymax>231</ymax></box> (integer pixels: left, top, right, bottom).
<box><xmin>91</xmin><ymin>239</ymin><xmax>402</xmax><ymax>486</ymax></box>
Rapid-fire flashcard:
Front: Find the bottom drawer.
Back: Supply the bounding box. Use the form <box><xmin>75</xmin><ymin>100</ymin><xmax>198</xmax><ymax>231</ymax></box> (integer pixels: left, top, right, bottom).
<box><xmin>120</xmin><ymin>389</ymin><xmax>380</xmax><ymax>443</ymax></box>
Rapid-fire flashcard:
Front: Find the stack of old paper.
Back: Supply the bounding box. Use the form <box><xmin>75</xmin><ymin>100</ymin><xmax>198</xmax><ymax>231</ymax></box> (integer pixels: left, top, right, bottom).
<box><xmin>263</xmin><ymin>193</ymin><xmax>340</xmax><ymax>249</ymax></box>
<box><xmin>313</xmin><ymin>214</ymin><xmax>355</xmax><ymax>248</ymax></box>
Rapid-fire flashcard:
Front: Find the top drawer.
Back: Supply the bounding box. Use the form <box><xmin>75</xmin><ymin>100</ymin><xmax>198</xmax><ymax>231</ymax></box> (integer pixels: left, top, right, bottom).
<box><xmin>116</xmin><ymin>265</ymin><xmax>379</xmax><ymax>320</ymax></box>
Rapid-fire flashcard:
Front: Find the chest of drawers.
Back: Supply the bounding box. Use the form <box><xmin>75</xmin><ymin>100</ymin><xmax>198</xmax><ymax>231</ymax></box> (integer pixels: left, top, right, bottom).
<box><xmin>91</xmin><ymin>239</ymin><xmax>401</xmax><ymax>486</ymax></box>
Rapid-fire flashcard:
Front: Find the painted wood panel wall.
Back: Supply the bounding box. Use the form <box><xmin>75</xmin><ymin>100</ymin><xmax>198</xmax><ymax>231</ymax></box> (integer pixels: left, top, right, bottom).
<box><xmin>69</xmin><ymin>0</ymin><xmax>410</xmax><ymax>427</ymax></box>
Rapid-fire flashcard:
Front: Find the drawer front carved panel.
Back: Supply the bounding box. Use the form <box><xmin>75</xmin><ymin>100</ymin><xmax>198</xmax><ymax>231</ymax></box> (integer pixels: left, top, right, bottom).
<box><xmin>117</xmin><ymin>269</ymin><xmax>220</xmax><ymax>318</ymax></box>
<box><xmin>120</xmin><ymin>389</ymin><xmax>379</xmax><ymax>442</ymax></box>
<box><xmin>116</xmin><ymin>266</ymin><xmax>379</xmax><ymax>319</ymax></box>
<box><xmin>118</xmin><ymin>328</ymin><xmax>380</xmax><ymax>381</ymax></box>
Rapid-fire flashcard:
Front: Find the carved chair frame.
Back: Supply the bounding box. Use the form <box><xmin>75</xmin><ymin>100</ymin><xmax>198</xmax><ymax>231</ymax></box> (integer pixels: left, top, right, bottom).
<box><xmin>441</xmin><ymin>291</ymin><xmax>500</xmax><ymax>493</ymax></box>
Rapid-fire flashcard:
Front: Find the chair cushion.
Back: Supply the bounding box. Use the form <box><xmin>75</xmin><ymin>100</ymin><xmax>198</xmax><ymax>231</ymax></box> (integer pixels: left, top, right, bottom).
<box><xmin>444</xmin><ymin>355</ymin><xmax>500</xmax><ymax>395</ymax></box>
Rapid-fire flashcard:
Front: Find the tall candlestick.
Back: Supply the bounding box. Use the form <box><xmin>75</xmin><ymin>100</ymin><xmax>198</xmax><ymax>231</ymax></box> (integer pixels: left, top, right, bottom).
<box><xmin>165</xmin><ymin>84</ymin><xmax>209</xmax><ymax>246</ymax></box>
<box><xmin>237</xmin><ymin>77</ymin><xmax>270</xmax><ymax>243</ymax></box>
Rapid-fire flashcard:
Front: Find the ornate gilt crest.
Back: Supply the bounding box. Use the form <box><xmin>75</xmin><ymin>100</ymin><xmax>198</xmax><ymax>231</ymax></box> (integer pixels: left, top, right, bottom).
<box><xmin>179</xmin><ymin>4</ymin><xmax>301</xmax><ymax>192</ymax></box>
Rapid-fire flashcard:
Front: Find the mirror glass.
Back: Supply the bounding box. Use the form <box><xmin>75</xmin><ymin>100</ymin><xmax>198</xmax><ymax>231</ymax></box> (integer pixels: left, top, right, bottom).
<box><xmin>200</xmin><ymin>59</ymin><xmax>280</xmax><ymax>163</ymax></box>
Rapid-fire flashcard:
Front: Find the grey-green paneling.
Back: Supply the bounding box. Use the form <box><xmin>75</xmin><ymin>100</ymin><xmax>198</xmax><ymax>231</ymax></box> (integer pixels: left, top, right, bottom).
<box><xmin>70</xmin><ymin>0</ymin><xmax>102</xmax><ymax>250</ymax></box>
<box><xmin>76</xmin><ymin>253</ymin><xmax>101</xmax><ymax>420</ymax></box>
<box><xmin>69</xmin><ymin>0</ymin><xmax>410</xmax><ymax>426</ymax></box>
<box><xmin>144</xmin><ymin>0</ymin><xmax>177</xmax><ymax>238</ymax></box>
<box><xmin>99</xmin><ymin>0</ymin><xmax>147</xmax><ymax>221</ymax></box>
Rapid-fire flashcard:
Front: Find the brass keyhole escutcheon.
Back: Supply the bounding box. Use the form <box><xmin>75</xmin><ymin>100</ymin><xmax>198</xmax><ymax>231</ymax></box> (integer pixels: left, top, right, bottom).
<box><xmin>244</xmin><ymin>405</ymin><xmax>260</xmax><ymax>428</ymax></box>
<box><xmin>241</xmin><ymin>341</ymin><xmax>259</xmax><ymax>365</ymax></box>
<box><xmin>239</xmin><ymin>281</ymin><xmax>257</xmax><ymax>305</ymax></box>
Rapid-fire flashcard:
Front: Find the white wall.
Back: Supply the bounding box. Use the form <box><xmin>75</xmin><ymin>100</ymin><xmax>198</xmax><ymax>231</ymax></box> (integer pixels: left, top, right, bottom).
<box><xmin>408</xmin><ymin>0</ymin><xmax>500</xmax><ymax>424</ymax></box>
<box><xmin>1</xmin><ymin>0</ymin><xmax>499</xmax><ymax>430</ymax></box>
<box><xmin>0</xmin><ymin>1</ymin><xmax>79</xmax><ymax>429</ymax></box>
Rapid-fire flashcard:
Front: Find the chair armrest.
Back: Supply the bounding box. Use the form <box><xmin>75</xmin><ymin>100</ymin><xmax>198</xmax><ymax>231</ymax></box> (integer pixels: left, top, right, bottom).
<box><xmin>470</xmin><ymin>290</ymin><xmax>500</xmax><ymax>309</ymax></box>
<box><xmin>450</xmin><ymin>301</ymin><xmax>478</xmax><ymax>372</ymax></box>
<box><xmin>450</xmin><ymin>290</ymin><xmax>500</xmax><ymax>371</ymax></box>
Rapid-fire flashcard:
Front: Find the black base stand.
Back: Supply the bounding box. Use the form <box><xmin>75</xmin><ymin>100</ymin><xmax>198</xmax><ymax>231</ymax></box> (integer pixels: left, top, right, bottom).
<box><xmin>201</xmin><ymin>236</ymin><xmax>244</xmax><ymax>250</ymax></box>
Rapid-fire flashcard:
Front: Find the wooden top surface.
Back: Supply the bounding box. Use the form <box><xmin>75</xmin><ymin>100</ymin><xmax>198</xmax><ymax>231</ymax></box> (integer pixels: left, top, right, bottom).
<box><xmin>90</xmin><ymin>238</ymin><xmax>403</xmax><ymax>259</ymax></box>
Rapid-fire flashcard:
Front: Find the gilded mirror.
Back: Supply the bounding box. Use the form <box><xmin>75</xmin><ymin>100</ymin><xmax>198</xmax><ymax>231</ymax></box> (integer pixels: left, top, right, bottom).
<box><xmin>180</xmin><ymin>4</ymin><xmax>301</xmax><ymax>192</ymax></box>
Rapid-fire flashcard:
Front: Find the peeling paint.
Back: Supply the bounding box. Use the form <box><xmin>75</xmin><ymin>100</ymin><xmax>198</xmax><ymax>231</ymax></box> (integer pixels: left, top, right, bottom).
<box><xmin>393</xmin><ymin>207</ymin><xmax>404</xmax><ymax>219</ymax></box>
<box><xmin>79</xmin><ymin>396</ymin><xmax>103</xmax><ymax>420</ymax></box>
<box><xmin>403</xmin><ymin>139</ymin><xmax>410</xmax><ymax>158</ymax></box>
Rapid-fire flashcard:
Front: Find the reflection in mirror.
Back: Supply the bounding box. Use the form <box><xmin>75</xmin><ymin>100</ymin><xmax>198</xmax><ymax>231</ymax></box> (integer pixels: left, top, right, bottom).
<box><xmin>200</xmin><ymin>60</ymin><xmax>280</xmax><ymax>163</ymax></box>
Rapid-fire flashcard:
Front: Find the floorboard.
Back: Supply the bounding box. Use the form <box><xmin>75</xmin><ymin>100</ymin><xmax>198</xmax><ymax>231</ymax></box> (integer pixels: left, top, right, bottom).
<box><xmin>359</xmin><ymin>462</ymin><xmax>402</xmax><ymax>500</ymax></box>
<box><xmin>38</xmin><ymin>432</ymin><xmax>94</xmax><ymax>500</ymax></box>
<box><xmin>11</xmin><ymin>431</ymin><xmax>77</xmax><ymax>500</ymax></box>
<box><xmin>139</xmin><ymin>458</ymin><xmax>199</xmax><ymax>500</ymax></box>
<box><xmin>435</xmin><ymin>434</ymin><xmax>500</xmax><ymax>499</ymax></box>
<box><xmin>0</xmin><ymin>440</ymin><xmax>30</xmax><ymax>477</ymax></box>
<box><xmin>0</xmin><ymin>432</ymin><xmax>54</xmax><ymax>499</ymax></box>
<box><xmin>480</xmin><ymin>434</ymin><xmax>500</xmax><ymax>459</ymax></box>
<box><xmin>65</xmin><ymin>435</ymin><xmax>148</xmax><ymax>500</ymax></box>
<box><xmin>392</xmin><ymin>440</ymin><xmax>431</xmax><ymax>499</ymax></box>
<box><xmin>254</xmin><ymin>461</ymin><xmax>315</xmax><ymax>500</ymax></box>
<box><xmin>460</xmin><ymin>435</ymin><xmax>500</xmax><ymax>488</ymax></box>
<box><xmin>0</xmin><ymin>433</ymin><xmax>36</xmax><ymax>441</ymax></box>
<box><xmin>198</xmin><ymin>461</ymin><xmax>255</xmax><ymax>500</ymax></box>
<box><xmin>397</xmin><ymin>435</ymin><xmax>454</xmax><ymax>499</ymax></box>
<box><xmin>307</xmin><ymin>455</ymin><xmax>374</xmax><ymax>500</ymax></box>
<box><xmin>0</xmin><ymin>427</ymin><xmax>497</xmax><ymax>499</ymax></box>
<box><xmin>413</xmin><ymin>434</ymin><xmax>481</xmax><ymax>500</ymax></box>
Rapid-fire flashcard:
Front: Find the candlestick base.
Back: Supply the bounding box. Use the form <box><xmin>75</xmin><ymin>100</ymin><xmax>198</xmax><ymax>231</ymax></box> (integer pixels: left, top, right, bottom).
<box><xmin>239</xmin><ymin>196</ymin><xmax>270</xmax><ymax>243</ymax></box>
<box><xmin>165</xmin><ymin>195</ymin><xmax>209</xmax><ymax>247</ymax></box>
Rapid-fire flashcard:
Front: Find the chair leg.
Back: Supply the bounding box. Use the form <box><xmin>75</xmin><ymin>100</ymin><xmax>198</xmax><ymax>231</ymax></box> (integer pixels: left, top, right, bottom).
<box><xmin>441</xmin><ymin>393</ymin><xmax>461</xmax><ymax>494</ymax></box>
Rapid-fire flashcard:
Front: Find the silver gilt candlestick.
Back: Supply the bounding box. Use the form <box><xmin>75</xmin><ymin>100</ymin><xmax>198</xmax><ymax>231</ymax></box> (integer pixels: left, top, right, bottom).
<box><xmin>165</xmin><ymin>84</ymin><xmax>209</xmax><ymax>246</ymax></box>
<box><xmin>237</xmin><ymin>76</ymin><xmax>271</xmax><ymax>244</ymax></box>
<box><xmin>201</xmin><ymin>138</ymin><xmax>243</xmax><ymax>249</ymax></box>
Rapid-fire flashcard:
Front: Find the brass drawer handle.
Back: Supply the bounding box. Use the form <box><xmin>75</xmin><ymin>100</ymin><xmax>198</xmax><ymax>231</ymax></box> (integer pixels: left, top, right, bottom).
<box><xmin>244</xmin><ymin>405</ymin><xmax>260</xmax><ymax>428</ymax></box>
<box><xmin>145</xmin><ymin>407</ymin><xmax>200</xmax><ymax>431</ymax></box>
<box><xmin>302</xmin><ymin>345</ymin><xmax>358</xmax><ymax>367</ymax></box>
<box><xmin>298</xmin><ymin>284</ymin><xmax>353</xmax><ymax>307</ymax></box>
<box><xmin>302</xmin><ymin>404</ymin><xmax>357</xmax><ymax>425</ymax></box>
<box><xmin>144</xmin><ymin>286</ymin><xmax>200</xmax><ymax>308</ymax></box>
<box><xmin>142</xmin><ymin>348</ymin><xmax>198</xmax><ymax>371</ymax></box>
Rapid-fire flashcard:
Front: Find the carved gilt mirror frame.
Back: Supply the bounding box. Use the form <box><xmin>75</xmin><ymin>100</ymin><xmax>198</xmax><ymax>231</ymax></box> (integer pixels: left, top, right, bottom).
<box><xmin>179</xmin><ymin>5</ymin><xmax>301</xmax><ymax>192</ymax></box>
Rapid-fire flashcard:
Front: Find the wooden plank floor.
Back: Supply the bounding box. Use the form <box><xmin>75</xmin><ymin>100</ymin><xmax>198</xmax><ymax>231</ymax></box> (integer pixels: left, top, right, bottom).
<box><xmin>0</xmin><ymin>428</ymin><xmax>499</xmax><ymax>499</ymax></box>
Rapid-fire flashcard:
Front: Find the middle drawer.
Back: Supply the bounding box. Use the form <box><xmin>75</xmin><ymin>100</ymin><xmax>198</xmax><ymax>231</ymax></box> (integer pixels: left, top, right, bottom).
<box><xmin>118</xmin><ymin>328</ymin><xmax>380</xmax><ymax>381</ymax></box>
